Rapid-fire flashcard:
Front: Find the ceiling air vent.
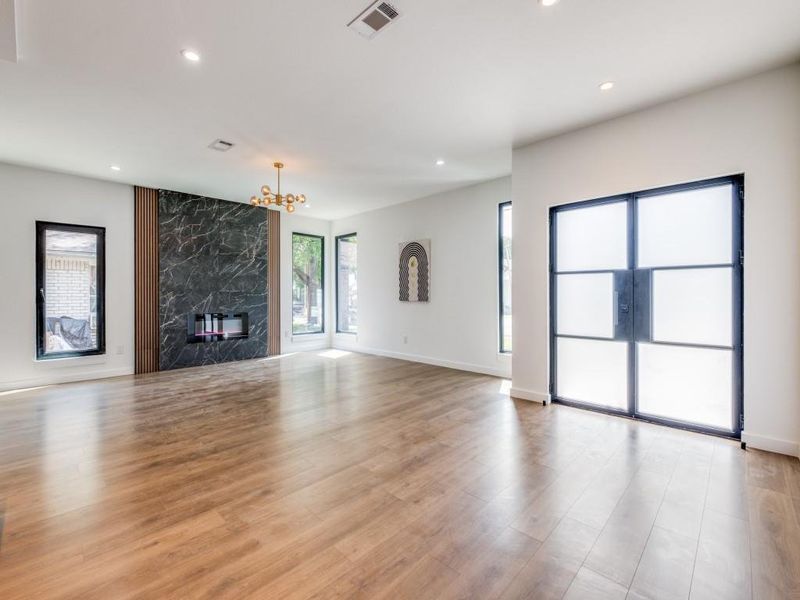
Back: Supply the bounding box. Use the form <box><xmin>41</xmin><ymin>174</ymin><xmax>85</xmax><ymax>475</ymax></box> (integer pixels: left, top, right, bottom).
<box><xmin>208</xmin><ymin>139</ymin><xmax>235</xmax><ymax>152</ymax></box>
<box><xmin>348</xmin><ymin>1</ymin><xmax>401</xmax><ymax>39</ymax></box>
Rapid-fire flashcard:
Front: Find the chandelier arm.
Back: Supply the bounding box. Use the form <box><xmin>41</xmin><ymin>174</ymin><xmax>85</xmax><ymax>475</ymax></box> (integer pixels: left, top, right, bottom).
<box><xmin>253</xmin><ymin>162</ymin><xmax>304</xmax><ymax>213</ymax></box>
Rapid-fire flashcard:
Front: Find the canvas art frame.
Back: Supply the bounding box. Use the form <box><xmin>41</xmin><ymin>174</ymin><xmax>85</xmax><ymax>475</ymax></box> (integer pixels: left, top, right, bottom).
<box><xmin>398</xmin><ymin>239</ymin><xmax>430</xmax><ymax>302</ymax></box>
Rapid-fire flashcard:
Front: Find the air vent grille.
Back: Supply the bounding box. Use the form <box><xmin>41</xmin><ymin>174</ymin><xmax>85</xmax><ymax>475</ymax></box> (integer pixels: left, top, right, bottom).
<box><xmin>208</xmin><ymin>139</ymin><xmax>235</xmax><ymax>152</ymax></box>
<box><xmin>378</xmin><ymin>3</ymin><xmax>399</xmax><ymax>19</ymax></box>
<box><xmin>348</xmin><ymin>1</ymin><xmax>401</xmax><ymax>39</ymax></box>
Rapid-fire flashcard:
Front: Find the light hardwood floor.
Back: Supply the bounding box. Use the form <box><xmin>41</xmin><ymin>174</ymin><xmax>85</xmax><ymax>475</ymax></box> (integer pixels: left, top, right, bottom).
<box><xmin>1</xmin><ymin>351</ymin><xmax>799</xmax><ymax>599</ymax></box>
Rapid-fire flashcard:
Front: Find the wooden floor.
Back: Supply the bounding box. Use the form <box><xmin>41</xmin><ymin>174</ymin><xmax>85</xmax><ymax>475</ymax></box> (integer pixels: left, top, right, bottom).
<box><xmin>1</xmin><ymin>352</ymin><xmax>799</xmax><ymax>599</ymax></box>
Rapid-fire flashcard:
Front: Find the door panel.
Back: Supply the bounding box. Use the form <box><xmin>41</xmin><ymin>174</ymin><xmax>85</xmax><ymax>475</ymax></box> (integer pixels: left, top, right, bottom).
<box><xmin>556</xmin><ymin>202</ymin><xmax>628</xmax><ymax>271</ymax></box>
<box><xmin>651</xmin><ymin>267</ymin><xmax>733</xmax><ymax>347</ymax></box>
<box><xmin>556</xmin><ymin>273</ymin><xmax>615</xmax><ymax>338</ymax></box>
<box><xmin>557</xmin><ymin>338</ymin><xmax>628</xmax><ymax>410</ymax></box>
<box><xmin>637</xmin><ymin>184</ymin><xmax>733</xmax><ymax>268</ymax></box>
<box><xmin>637</xmin><ymin>343</ymin><xmax>733</xmax><ymax>430</ymax></box>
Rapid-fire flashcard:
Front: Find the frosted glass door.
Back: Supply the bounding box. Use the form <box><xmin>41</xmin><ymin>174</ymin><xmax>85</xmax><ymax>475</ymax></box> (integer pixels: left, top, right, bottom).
<box><xmin>551</xmin><ymin>177</ymin><xmax>742</xmax><ymax>436</ymax></box>
<box><xmin>553</xmin><ymin>201</ymin><xmax>630</xmax><ymax>411</ymax></box>
<box><xmin>635</xmin><ymin>182</ymin><xmax>740</xmax><ymax>433</ymax></box>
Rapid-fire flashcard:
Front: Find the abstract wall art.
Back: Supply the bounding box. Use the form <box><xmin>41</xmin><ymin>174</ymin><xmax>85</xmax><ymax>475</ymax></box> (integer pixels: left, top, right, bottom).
<box><xmin>399</xmin><ymin>239</ymin><xmax>430</xmax><ymax>302</ymax></box>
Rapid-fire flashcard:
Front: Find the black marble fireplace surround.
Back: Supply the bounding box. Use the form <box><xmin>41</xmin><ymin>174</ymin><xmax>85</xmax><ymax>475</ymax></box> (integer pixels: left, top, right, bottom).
<box><xmin>159</xmin><ymin>190</ymin><xmax>268</xmax><ymax>370</ymax></box>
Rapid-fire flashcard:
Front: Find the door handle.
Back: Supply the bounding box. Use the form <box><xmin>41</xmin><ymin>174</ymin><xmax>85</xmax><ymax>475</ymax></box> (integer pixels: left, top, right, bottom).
<box><xmin>613</xmin><ymin>291</ymin><xmax>619</xmax><ymax>326</ymax></box>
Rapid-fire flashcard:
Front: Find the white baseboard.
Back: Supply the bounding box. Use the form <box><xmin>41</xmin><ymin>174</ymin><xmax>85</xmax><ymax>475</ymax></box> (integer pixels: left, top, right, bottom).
<box><xmin>509</xmin><ymin>387</ymin><xmax>550</xmax><ymax>404</ymax></box>
<box><xmin>335</xmin><ymin>344</ymin><xmax>510</xmax><ymax>378</ymax></box>
<box><xmin>742</xmin><ymin>431</ymin><xmax>799</xmax><ymax>458</ymax></box>
<box><xmin>0</xmin><ymin>367</ymin><xmax>134</xmax><ymax>393</ymax></box>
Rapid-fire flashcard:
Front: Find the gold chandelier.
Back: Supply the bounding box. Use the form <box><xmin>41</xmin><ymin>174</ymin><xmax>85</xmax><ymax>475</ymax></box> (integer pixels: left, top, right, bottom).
<box><xmin>250</xmin><ymin>162</ymin><xmax>306</xmax><ymax>213</ymax></box>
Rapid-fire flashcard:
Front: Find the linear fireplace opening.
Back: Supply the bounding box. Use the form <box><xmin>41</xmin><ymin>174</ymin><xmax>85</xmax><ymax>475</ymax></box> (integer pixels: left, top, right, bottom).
<box><xmin>187</xmin><ymin>312</ymin><xmax>249</xmax><ymax>343</ymax></box>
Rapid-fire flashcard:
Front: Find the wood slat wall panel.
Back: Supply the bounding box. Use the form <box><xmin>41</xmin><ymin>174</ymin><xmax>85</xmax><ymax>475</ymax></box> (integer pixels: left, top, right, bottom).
<box><xmin>267</xmin><ymin>209</ymin><xmax>281</xmax><ymax>356</ymax></box>
<box><xmin>134</xmin><ymin>187</ymin><xmax>160</xmax><ymax>373</ymax></box>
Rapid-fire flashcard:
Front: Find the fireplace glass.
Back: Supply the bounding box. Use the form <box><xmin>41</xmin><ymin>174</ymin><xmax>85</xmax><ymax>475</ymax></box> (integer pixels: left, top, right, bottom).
<box><xmin>187</xmin><ymin>313</ymin><xmax>249</xmax><ymax>343</ymax></box>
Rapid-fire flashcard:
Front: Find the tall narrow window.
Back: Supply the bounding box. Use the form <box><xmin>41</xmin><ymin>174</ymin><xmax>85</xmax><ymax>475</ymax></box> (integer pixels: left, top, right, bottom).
<box><xmin>499</xmin><ymin>202</ymin><xmax>512</xmax><ymax>353</ymax></box>
<box><xmin>36</xmin><ymin>222</ymin><xmax>105</xmax><ymax>359</ymax></box>
<box><xmin>336</xmin><ymin>233</ymin><xmax>358</xmax><ymax>333</ymax></box>
<box><xmin>292</xmin><ymin>233</ymin><xmax>324</xmax><ymax>334</ymax></box>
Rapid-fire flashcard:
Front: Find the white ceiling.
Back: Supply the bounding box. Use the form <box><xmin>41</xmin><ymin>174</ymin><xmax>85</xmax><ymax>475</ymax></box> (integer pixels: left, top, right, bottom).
<box><xmin>1</xmin><ymin>0</ymin><xmax>799</xmax><ymax>220</ymax></box>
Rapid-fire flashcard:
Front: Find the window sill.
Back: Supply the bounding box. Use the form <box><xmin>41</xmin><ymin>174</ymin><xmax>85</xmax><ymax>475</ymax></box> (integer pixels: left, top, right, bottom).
<box><xmin>33</xmin><ymin>354</ymin><xmax>108</xmax><ymax>368</ymax></box>
<box><xmin>291</xmin><ymin>333</ymin><xmax>327</xmax><ymax>343</ymax></box>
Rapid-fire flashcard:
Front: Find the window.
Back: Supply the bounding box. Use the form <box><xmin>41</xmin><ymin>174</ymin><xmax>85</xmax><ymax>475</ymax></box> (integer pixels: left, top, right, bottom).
<box><xmin>292</xmin><ymin>233</ymin><xmax>324</xmax><ymax>334</ymax></box>
<box><xmin>499</xmin><ymin>202</ymin><xmax>512</xmax><ymax>353</ymax></box>
<box><xmin>336</xmin><ymin>233</ymin><xmax>358</xmax><ymax>334</ymax></box>
<box><xmin>36</xmin><ymin>222</ymin><xmax>105</xmax><ymax>359</ymax></box>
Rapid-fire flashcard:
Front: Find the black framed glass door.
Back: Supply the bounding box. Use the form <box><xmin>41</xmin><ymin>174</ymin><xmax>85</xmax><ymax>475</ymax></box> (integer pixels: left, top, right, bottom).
<box><xmin>549</xmin><ymin>175</ymin><xmax>743</xmax><ymax>438</ymax></box>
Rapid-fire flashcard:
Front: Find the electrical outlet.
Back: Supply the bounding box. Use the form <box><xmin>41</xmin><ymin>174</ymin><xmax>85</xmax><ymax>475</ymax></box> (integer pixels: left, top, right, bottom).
<box><xmin>403</xmin><ymin>335</ymin><xmax>408</xmax><ymax>344</ymax></box>
<box><xmin>116</xmin><ymin>345</ymin><xmax>124</xmax><ymax>355</ymax></box>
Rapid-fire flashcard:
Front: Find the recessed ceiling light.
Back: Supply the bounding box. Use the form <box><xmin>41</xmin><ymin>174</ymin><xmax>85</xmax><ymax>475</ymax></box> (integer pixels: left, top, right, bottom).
<box><xmin>110</xmin><ymin>165</ymin><xmax>121</xmax><ymax>171</ymax></box>
<box><xmin>540</xmin><ymin>0</ymin><xmax>560</xmax><ymax>6</ymax></box>
<box><xmin>181</xmin><ymin>49</ymin><xmax>200</xmax><ymax>62</ymax></box>
<box><xmin>304</xmin><ymin>204</ymin><xmax>311</xmax><ymax>209</ymax></box>
<box><xmin>599</xmin><ymin>81</ymin><xmax>615</xmax><ymax>91</ymax></box>
<box><xmin>435</xmin><ymin>159</ymin><xmax>445</xmax><ymax>166</ymax></box>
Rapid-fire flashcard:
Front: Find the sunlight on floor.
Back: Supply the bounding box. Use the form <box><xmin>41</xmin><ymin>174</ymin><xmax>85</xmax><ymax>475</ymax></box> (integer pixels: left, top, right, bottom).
<box><xmin>318</xmin><ymin>350</ymin><xmax>352</xmax><ymax>359</ymax></box>
<box><xmin>258</xmin><ymin>353</ymin><xmax>297</xmax><ymax>361</ymax></box>
<box><xmin>499</xmin><ymin>379</ymin><xmax>512</xmax><ymax>394</ymax></box>
<box><xmin>0</xmin><ymin>385</ymin><xmax>50</xmax><ymax>397</ymax></box>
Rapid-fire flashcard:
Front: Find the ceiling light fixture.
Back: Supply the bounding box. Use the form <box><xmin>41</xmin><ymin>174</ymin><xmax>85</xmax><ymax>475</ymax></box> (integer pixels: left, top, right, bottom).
<box><xmin>436</xmin><ymin>159</ymin><xmax>445</xmax><ymax>166</ymax></box>
<box><xmin>540</xmin><ymin>0</ymin><xmax>560</xmax><ymax>6</ymax></box>
<box><xmin>250</xmin><ymin>162</ymin><xmax>306</xmax><ymax>214</ymax></box>
<box><xmin>599</xmin><ymin>81</ymin><xmax>615</xmax><ymax>91</ymax></box>
<box><xmin>181</xmin><ymin>49</ymin><xmax>200</xmax><ymax>62</ymax></box>
<box><xmin>110</xmin><ymin>165</ymin><xmax>121</xmax><ymax>171</ymax></box>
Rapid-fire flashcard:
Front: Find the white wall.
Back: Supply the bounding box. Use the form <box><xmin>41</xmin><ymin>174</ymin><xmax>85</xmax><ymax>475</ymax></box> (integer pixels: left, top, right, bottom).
<box><xmin>331</xmin><ymin>177</ymin><xmax>512</xmax><ymax>378</ymax></box>
<box><xmin>280</xmin><ymin>212</ymin><xmax>333</xmax><ymax>353</ymax></box>
<box><xmin>512</xmin><ymin>63</ymin><xmax>800</xmax><ymax>456</ymax></box>
<box><xmin>0</xmin><ymin>163</ymin><xmax>135</xmax><ymax>390</ymax></box>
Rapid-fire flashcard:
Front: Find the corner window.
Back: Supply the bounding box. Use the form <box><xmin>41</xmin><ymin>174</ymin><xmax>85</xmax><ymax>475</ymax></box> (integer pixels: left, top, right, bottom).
<box><xmin>36</xmin><ymin>222</ymin><xmax>105</xmax><ymax>359</ymax></box>
<box><xmin>292</xmin><ymin>233</ymin><xmax>324</xmax><ymax>334</ymax></box>
<box><xmin>336</xmin><ymin>233</ymin><xmax>358</xmax><ymax>333</ymax></box>
<box><xmin>499</xmin><ymin>202</ymin><xmax>512</xmax><ymax>353</ymax></box>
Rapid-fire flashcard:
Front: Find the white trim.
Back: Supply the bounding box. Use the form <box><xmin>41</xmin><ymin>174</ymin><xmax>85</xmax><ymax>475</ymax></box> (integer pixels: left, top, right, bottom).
<box><xmin>509</xmin><ymin>386</ymin><xmax>550</xmax><ymax>404</ymax></box>
<box><xmin>742</xmin><ymin>431</ymin><xmax>799</xmax><ymax>458</ymax></box>
<box><xmin>336</xmin><ymin>344</ymin><xmax>510</xmax><ymax>378</ymax></box>
<box><xmin>291</xmin><ymin>333</ymin><xmax>327</xmax><ymax>343</ymax></box>
<box><xmin>31</xmin><ymin>355</ymin><xmax>109</xmax><ymax>368</ymax></box>
<box><xmin>0</xmin><ymin>367</ymin><xmax>133</xmax><ymax>393</ymax></box>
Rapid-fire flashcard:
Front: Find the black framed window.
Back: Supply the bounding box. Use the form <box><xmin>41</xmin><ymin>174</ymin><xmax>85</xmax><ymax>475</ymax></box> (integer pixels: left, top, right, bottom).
<box><xmin>292</xmin><ymin>232</ymin><xmax>325</xmax><ymax>334</ymax></box>
<box><xmin>499</xmin><ymin>202</ymin><xmax>512</xmax><ymax>353</ymax></box>
<box><xmin>336</xmin><ymin>233</ymin><xmax>358</xmax><ymax>334</ymax></box>
<box><xmin>36</xmin><ymin>221</ymin><xmax>106</xmax><ymax>360</ymax></box>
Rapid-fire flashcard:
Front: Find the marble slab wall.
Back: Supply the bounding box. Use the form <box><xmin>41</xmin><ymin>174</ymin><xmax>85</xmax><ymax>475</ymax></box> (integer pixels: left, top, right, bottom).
<box><xmin>159</xmin><ymin>190</ymin><xmax>268</xmax><ymax>370</ymax></box>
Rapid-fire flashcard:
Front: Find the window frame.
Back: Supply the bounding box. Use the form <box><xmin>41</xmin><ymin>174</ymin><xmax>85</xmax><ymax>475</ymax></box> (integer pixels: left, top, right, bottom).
<box><xmin>335</xmin><ymin>232</ymin><xmax>358</xmax><ymax>334</ymax></box>
<box><xmin>498</xmin><ymin>201</ymin><xmax>512</xmax><ymax>354</ymax></box>
<box><xmin>291</xmin><ymin>232</ymin><xmax>325</xmax><ymax>335</ymax></box>
<box><xmin>35</xmin><ymin>221</ymin><xmax>106</xmax><ymax>360</ymax></box>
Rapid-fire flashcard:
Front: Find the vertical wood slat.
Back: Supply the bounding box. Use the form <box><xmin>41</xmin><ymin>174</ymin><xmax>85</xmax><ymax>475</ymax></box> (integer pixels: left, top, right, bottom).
<box><xmin>134</xmin><ymin>187</ymin><xmax>160</xmax><ymax>373</ymax></box>
<box><xmin>267</xmin><ymin>209</ymin><xmax>281</xmax><ymax>356</ymax></box>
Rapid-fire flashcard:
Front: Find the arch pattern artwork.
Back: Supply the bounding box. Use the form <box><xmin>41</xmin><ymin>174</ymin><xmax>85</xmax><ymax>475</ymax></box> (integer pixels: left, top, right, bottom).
<box><xmin>399</xmin><ymin>240</ymin><xmax>430</xmax><ymax>302</ymax></box>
